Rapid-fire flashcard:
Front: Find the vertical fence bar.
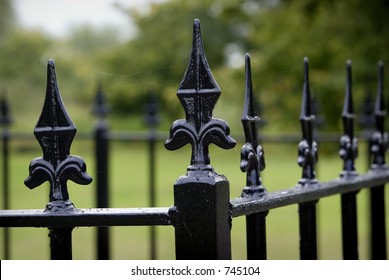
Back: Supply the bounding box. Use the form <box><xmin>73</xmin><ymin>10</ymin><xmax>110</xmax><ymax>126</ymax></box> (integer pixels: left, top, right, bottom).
<box><xmin>240</xmin><ymin>54</ymin><xmax>268</xmax><ymax>260</ymax></box>
<box><xmin>369</xmin><ymin>61</ymin><xmax>387</xmax><ymax>259</ymax></box>
<box><xmin>24</xmin><ymin>60</ymin><xmax>92</xmax><ymax>260</ymax></box>
<box><xmin>339</xmin><ymin>60</ymin><xmax>359</xmax><ymax>259</ymax></box>
<box><xmin>93</xmin><ymin>85</ymin><xmax>110</xmax><ymax>259</ymax></box>
<box><xmin>246</xmin><ymin>212</ymin><xmax>267</xmax><ymax>259</ymax></box>
<box><xmin>298</xmin><ymin>202</ymin><xmax>317</xmax><ymax>259</ymax></box>
<box><xmin>297</xmin><ymin>58</ymin><xmax>319</xmax><ymax>260</ymax></box>
<box><xmin>1</xmin><ymin>94</ymin><xmax>11</xmax><ymax>259</ymax></box>
<box><xmin>144</xmin><ymin>91</ymin><xmax>160</xmax><ymax>260</ymax></box>
<box><xmin>49</xmin><ymin>227</ymin><xmax>73</xmax><ymax>260</ymax></box>
<box><xmin>165</xmin><ymin>19</ymin><xmax>236</xmax><ymax>259</ymax></box>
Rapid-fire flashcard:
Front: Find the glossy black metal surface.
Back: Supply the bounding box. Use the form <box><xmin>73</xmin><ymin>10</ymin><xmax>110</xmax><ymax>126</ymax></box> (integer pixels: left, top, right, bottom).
<box><xmin>0</xmin><ymin>207</ymin><xmax>173</xmax><ymax>227</ymax></box>
<box><xmin>370</xmin><ymin>62</ymin><xmax>388</xmax><ymax>168</ymax></box>
<box><xmin>369</xmin><ymin>61</ymin><xmax>388</xmax><ymax>259</ymax></box>
<box><xmin>0</xmin><ymin>19</ymin><xmax>388</xmax><ymax>260</ymax></box>
<box><xmin>297</xmin><ymin>58</ymin><xmax>318</xmax><ymax>187</ymax></box>
<box><xmin>339</xmin><ymin>60</ymin><xmax>359</xmax><ymax>259</ymax></box>
<box><xmin>25</xmin><ymin>60</ymin><xmax>92</xmax><ymax>211</ymax></box>
<box><xmin>240</xmin><ymin>54</ymin><xmax>266</xmax><ymax>197</ymax></box>
<box><xmin>296</xmin><ymin>58</ymin><xmax>318</xmax><ymax>259</ymax></box>
<box><xmin>165</xmin><ymin>19</ymin><xmax>236</xmax><ymax>177</ymax></box>
<box><xmin>166</xmin><ymin>19</ymin><xmax>234</xmax><ymax>260</ymax></box>
<box><xmin>24</xmin><ymin>60</ymin><xmax>92</xmax><ymax>259</ymax></box>
<box><xmin>339</xmin><ymin>60</ymin><xmax>358</xmax><ymax>177</ymax></box>
<box><xmin>240</xmin><ymin>54</ymin><xmax>268</xmax><ymax>259</ymax></box>
<box><xmin>230</xmin><ymin>168</ymin><xmax>389</xmax><ymax>217</ymax></box>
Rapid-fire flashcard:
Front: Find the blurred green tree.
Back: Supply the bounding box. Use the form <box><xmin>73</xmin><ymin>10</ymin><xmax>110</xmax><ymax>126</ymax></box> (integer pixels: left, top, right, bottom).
<box><xmin>2</xmin><ymin>0</ymin><xmax>389</xmax><ymax>132</ymax></box>
<box><xmin>101</xmin><ymin>0</ymin><xmax>389</xmax><ymax>132</ymax></box>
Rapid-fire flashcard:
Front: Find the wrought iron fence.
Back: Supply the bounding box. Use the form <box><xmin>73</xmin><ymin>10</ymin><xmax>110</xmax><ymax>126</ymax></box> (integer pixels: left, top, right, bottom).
<box><xmin>0</xmin><ymin>19</ymin><xmax>388</xmax><ymax>260</ymax></box>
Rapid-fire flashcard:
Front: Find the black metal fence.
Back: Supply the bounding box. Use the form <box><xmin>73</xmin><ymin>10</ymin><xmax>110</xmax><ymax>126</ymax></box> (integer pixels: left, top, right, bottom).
<box><xmin>0</xmin><ymin>19</ymin><xmax>388</xmax><ymax>260</ymax></box>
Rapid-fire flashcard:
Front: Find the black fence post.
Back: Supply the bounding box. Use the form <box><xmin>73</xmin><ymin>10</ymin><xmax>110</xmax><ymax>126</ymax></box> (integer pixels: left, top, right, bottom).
<box><xmin>24</xmin><ymin>60</ymin><xmax>92</xmax><ymax>260</ymax></box>
<box><xmin>297</xmin><ymin>58</ymin><xmax>319</xmax><ymax>260</ymax></box>
<box><xmin>144</xmin><ymin>92</ymin><xmax>160</xmax><ymax>260</ymax></box>
<box><xmin>93</xmin><ymin>84</ymin><xmax>110</xmax><ymax>260</ymax></box>
<box><xmin>165</xmin><ymin>19</ymin><xmax>236</xmax><ymax>260</ymax></box>
<box><xmin>369</xmin><ymin>61</ymin><xmax>387</xmax><ymax>260</ymax></box>
<box><xmin>1</xmin><ymin>94</ymin><xmax>11</xmax><ymax>259</ymax></box>
<box><xmin>339</xmin><ymin>60</ymin><xmax>359</xmax><ymax>259</ymax></box>
<box><xmin>240</xmin><ymin>54</ymin><xmax>268</xmax><ymax>260</ymax></box>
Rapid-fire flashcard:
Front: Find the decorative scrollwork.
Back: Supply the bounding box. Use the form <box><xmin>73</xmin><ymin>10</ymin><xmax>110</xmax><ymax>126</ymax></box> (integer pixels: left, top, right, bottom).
<box><xmin>240</xmin><ymin>54</ymin><xmax>266</xmax><ymax>197</ymax></box>
<box><xmin>371</xmin><ymin>61</ymin><xmax>388</xmax><ymax>169</ymax></box>
<box><xmin>165</xmin><ymin>19</ymin><xmax>236</xmax><ymax>177</ymax></box>
<box><xmin>24</xmin><ymin>60</ymin><xmax>92</xmax><ymax>212</ymax></box>
<box><xmin>297</xmin><ymin>58</ymin><xmax>318</xmax><ymax>186</ymax></box>
<box><xmin>339</xmin><ymin>60</ymin><xmax>358</xmax><ymax>177</ymax></box>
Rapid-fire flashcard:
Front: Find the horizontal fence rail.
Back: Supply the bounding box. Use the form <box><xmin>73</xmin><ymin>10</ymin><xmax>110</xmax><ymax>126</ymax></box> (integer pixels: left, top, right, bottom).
<box><xmin>231</xmin><ymin>169</ymin><xmax>389</xmax><ymax>217</ymax></box>
<box><xmin>0</xmin><ymin>207</ymin><xmax>173</xmax><ymax>227</ymax></box>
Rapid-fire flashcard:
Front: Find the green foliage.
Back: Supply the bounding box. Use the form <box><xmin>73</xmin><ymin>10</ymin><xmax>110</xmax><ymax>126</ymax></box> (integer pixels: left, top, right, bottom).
<box><xmin>0</xmin><ymin>0</ymin><xmax>15</xmax><ymax>40</ymax></box>
<box><xmin>98</xmin><ymin>0</ymin><xmax>389</xmax><ymax>132</ymax></box>
<box><xmin>99</xmin><ymin>0</ymin><xmax>244</xmax><ymax>118</ymax></box>
<box><xmin>1</xmin><ymin>0</ymin><xmax>389</xmax><ymax>133</ymax></box>
<box><xmin>246</xmin><ymin>0</ymin><xmax>389</xmax><ymax>131</ymax></box>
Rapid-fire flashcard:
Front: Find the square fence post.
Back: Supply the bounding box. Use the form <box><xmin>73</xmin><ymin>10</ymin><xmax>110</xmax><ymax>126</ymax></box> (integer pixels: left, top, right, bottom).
<box><xmin>165</xmin><ymin>19</ymin><xmax>236</xmax><ymax>260</ymax></box>
<box><xmin>174</xmin><ymin>174</ymin><xmax>231</xmax><ymax>259</ymax></box>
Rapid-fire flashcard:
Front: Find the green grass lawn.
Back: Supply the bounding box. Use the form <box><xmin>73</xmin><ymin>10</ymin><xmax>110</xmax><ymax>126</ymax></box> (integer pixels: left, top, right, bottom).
<box><xmin>0</xmin><ymin>137</ymin><xmax>388</xmax><ymax>259</ymax></box>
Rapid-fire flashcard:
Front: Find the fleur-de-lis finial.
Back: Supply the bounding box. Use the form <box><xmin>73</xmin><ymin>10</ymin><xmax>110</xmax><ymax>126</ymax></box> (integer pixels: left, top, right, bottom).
<box><xmin>240</xmin><ymin>54</ymin><xmax>266</xmax><ymax>197</ymax></box>
<box><xmin>339</xmin><ymin>60</ymin><xmax>358</xmax><ymax>177</ymax></box>
<box><xmin>165</xmin><ymin>19</ymin><xmax>236</xmax><ymax>176</ymax></box>
<box><xmin>25</xmin><ymin>59</ymin><xmax>92</xmax><ymax>212</ymax></box>
<box><xmin>371</xmin><ymin>61</ymin><xmax>388</xmax><ymax>168</ymax></box>
<box><xmin>297</xmin><ymin>57</ymin><xmax>318</xmax><ymax>186</ymax></box>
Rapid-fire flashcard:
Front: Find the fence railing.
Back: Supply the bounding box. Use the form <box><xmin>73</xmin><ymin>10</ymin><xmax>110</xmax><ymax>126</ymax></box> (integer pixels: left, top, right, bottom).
<box><xmin>0</xmin><ymin>18</ymin><xmax>388</xmax><ymax>260</ymax></box>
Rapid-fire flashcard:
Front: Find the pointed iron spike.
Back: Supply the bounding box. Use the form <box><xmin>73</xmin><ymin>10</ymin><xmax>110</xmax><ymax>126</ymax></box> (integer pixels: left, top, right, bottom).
<box><xmin>178</xmin><ymin>19</ymin><xmax>220</xmax><ymax>93</ymax></box>
<box><xmin>243</xmin><ymin>53</ymin><xmax>255</xmax><ymax>119</ymax></box>
<box><xmin>36</xmin><ymin>59</ymin><xmax>76</xmax><ymax>131</ymax></box>
<box><xmin>300</xmin><ymin>57</ymin><xmax>312</xmax><ymax>120</ymax></box>
<box><xmin>46</xmin><ymin>59</ymin><xmax>59</xmax><ymax>109</ymax></box>
<box><xmin>341</xmin><ymin>60</ymin><xmax>355</xmax><ymax>141</ymax></box>
<box><xmin>343</xmin><ymin>60</ymin><xmax>354</xmax><ymax>117</ymax></box>
<box><xmin>375</xmin><ymin>61</ymin><xmax>385</xmax><ymax>117</ymax></box>
<box><xmin>192</xmin><ymin>18</ymin><xmax>204</xmax><ymax>91</ymax></box>
<box><xmin>242</xmin><ymin>53</ymin><xmax>259</xmax><ymax>147</ymax></box>
<box><xmin>193</xmin><ymin>18</ymin><xmax>202</xmax><ymax>58</ymax></box>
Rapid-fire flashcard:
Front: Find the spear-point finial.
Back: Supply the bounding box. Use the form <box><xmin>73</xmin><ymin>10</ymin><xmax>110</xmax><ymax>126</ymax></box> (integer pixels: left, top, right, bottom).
<box><xmin>300</xmin><ymin>57</ymin><xmax>312</xmax><ymax>123</ymax></box>
<box><xmin>339</xmin><ymin>60</ymin><xmax>358</xmax><ymax>177</ymax></box>
<box><xmin>371</xmin><ymin>61</ymin><xmax>388</xmax><ymax>168</ymax></box>
<box><xmin>165</xmin><ymin>19</ymin><xmax>236</xmax><ymax>178</ymax></box>
<box><xmin>297</xmin><ymin>57</ymin><xmax>318</xmax><ymax>186</ymax></box>
<box><xmin>240</xmin><ymin>53</ymin><xmax>266</xmax><ymax>197</ymax></box>
<box><xmin>0</xmin><ymin>93</ymin><xmax>11</xmax><ymax>127</ymax></box>
<box><xmin>25</xmin><ymin>59</ymin><xmax>92</xmax><ymax>212</ymax></box>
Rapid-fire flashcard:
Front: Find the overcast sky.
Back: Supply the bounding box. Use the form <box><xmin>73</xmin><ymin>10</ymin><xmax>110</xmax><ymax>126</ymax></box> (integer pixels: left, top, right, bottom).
<box><xmin>13</xmin><ymin>0</ymin><xmax>165</xmax><ymax>38</ymax></box>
